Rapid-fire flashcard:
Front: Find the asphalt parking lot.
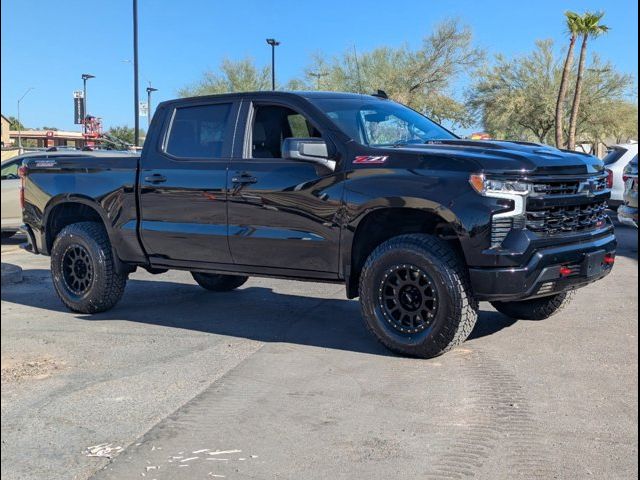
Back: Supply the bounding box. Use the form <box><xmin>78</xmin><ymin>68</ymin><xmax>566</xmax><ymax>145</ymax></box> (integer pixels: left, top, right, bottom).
<box><xmin>1</xmin><ymin>223</ymin><xmax>637</xmax><ymax>480</ymax></box>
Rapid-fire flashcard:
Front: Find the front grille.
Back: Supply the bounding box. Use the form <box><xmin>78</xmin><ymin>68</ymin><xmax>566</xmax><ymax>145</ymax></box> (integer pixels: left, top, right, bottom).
<box><xmin>526</xmin><ymin>200</ymin><xmax>608</xmax><ymax>235</ymax></box>
<box><xmin>489</xmin><ymin>174</ymin><xmax>609</xmax><ymax>247</ymax></box>
<box><xmin>531</xmin><ymin>176</ymin><xmax>608</xmax><ymax>196</ymax></box>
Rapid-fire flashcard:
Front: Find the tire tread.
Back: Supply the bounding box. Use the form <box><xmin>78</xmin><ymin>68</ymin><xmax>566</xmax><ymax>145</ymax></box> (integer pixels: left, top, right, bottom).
<box><xmin>491</xmin><ymin>291</ymin><xmax>574</xmax><ymax>320</ymax></box>
<box><xmin>51</xmin><ymin>222</ymin><xmax>127</xmax><ymax>313</ymax></box>
<box><xmin>359</xmin><ymin>234</ymin><xmax>478</xmax><ymax>358</ymax></box>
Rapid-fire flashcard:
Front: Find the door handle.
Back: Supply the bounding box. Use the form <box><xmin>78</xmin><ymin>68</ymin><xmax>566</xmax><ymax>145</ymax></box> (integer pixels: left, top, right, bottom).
<box><xmin>144</xmin><ymin>174</ymin><xmax>167</xmax><ymax>184</ymax></box>
<box><xmin>231</xmin><ymin>172</ymin><xmax>258</xmax><ymax>184</ymax></box>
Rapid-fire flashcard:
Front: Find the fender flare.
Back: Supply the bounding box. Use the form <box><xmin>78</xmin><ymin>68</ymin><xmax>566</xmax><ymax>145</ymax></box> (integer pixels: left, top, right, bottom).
<box><xmin>340</xmin><ymin>198</ymin><xmax>467</xmax><ymax>297</ymax></box>
<box><xmin>43</xmin><ymin>195</ymin><xmax>133</xmax><ymax>274</ymax></box>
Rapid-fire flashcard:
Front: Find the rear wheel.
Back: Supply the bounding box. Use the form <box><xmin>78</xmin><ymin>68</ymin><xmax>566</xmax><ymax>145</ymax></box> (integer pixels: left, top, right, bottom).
<box><xmin>191</xmin><ymin>272</ymin><xmax>248</xmax><ymax>292</ymax></box>
<box><xmin>491</xmin><ymin>292</ymin><xmax>574</xmax><ymax>320</ymax></box>
<box><xmin>51</xmin><ymin>222</ymin><xmax>127</xmax><ymax>313</ymax></box>
<box><xmin>358</xmin><ymin>234</ymin><xmax>478</xmax><ymax>358</ymax></box>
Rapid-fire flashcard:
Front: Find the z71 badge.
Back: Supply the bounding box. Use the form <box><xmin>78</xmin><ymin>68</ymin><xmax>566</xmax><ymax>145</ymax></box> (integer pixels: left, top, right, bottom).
<box><xmin>353</xmin><ymin>155</ymin><xmax>388</xmax><ymax>164</ymax></box>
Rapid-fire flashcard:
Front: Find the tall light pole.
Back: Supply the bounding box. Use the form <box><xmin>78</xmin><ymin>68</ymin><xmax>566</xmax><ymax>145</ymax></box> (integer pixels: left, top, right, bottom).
<box><xmin>309</xmin><ymin>71</ymin><xmax>328</xmax><ymax>90</ymax></box>
<box><xmin>81</xmin><ymin>73</ymin><xmax>95</xmax><ymax>135</ymax></box>
<box><xmin>17</xmin><ymin>87</ymin><xmax>34</xmax><ymax>153</ymax></box>
<box><xmin>266</xmin><ymin>38</ymin><xmax>280</xmax><ymax>91</ymax></box>
<box><xmin>146</xmin><ymin>85</ymin><xmax>158</xmax><ymax>129</ymax></box>
<box><xmin>133</xmin><ymin>0</ymin><xmax>140</xmax><ymax>147</ymax></box>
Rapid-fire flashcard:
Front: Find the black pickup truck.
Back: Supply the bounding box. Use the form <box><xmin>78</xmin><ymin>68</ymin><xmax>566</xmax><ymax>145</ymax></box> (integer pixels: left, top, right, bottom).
<box><xmin>20</xmin><ymin>91</ymin><xmax>616</xmax><ymax>358</ymax></box>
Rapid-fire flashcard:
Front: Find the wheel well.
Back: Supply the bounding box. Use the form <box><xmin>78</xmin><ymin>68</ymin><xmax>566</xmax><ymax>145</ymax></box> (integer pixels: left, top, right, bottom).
<box><xmin>45</xmin><ymin>202</ymin><xmax>104</xmax><ymax>252</ymax></box>
<box><xmin>347</xmin><ymin>208</ymin><xmax>463</xmax><ymax>298</ymax></box>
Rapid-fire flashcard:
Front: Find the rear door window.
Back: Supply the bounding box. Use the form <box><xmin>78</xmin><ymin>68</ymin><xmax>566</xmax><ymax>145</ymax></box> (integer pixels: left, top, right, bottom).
<box><xmin>165</xmin><ymin>103</ymin><xmax>232</xmax><ymax>159</ymax></box>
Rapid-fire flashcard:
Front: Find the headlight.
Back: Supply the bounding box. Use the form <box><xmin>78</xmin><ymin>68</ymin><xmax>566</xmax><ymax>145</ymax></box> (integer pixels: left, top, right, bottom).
<box><xmin>469</xmin><ymin>174</ymin><xmax>531</xmax><ymax>196</ymax></box>
<box><xmin>470</xmin><ymin>174</ymin><xmax>530</xmax><ymax>248</ymax></box>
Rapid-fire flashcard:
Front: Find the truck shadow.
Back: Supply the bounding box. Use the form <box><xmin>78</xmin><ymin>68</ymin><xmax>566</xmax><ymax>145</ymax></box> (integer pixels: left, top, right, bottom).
<box><xmin>2</xmin><ymin>269</ymin><xmax>518</xmax><ymax>356</ymax></box>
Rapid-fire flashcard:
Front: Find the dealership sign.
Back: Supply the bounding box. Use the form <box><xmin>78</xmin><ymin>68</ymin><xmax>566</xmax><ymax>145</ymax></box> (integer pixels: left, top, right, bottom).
<box><xmin>73</xmin><ymin>91</ymin><xmax>85</xmax><ymax>125</ymax></box>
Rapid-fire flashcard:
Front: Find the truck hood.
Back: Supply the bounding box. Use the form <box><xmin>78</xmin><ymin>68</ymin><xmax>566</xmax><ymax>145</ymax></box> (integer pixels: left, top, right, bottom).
<box><xmin>391</xmin><ymin>139</ymin><xmax>604</xmax><ymax>176</ymax></box>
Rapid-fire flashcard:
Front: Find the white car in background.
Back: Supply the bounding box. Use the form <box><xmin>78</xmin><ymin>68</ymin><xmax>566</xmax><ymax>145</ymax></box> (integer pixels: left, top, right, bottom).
<box><xmin>603</xmin><ymin>142</ymin><xmax>638</xmax><ymax>209</ymax></box>
<box><xmin>1</xmin><ymin>156</ymin><xmax>23</xmax><ymax>238</ymax></box>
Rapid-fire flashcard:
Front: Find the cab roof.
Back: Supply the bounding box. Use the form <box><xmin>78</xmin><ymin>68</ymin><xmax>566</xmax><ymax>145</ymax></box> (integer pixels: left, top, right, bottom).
<box><xmin>160</xmin><ymin>90</ymin><xmax>387</xmax><ymax>108</ymax></box>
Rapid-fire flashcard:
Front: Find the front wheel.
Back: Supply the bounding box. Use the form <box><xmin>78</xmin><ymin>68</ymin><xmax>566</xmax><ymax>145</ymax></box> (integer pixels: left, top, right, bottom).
<box><xmin>359</xmin><ymin>234</ymin><xmax>478</xmax><ymax>359</ymax></box>
<box><xmin>51</xmin><ymin>222</ymin><xmax>127</xmax><ymax>313</ymax></box>
<box><xmin>191</xmin><ymin>272</ymin><xmax>248</xmax><ymax>292</ymax></box>
<box><xmin>491</xmin><ymin>292</ymin><xmax>574</xmax><ymax>320</ymax></box>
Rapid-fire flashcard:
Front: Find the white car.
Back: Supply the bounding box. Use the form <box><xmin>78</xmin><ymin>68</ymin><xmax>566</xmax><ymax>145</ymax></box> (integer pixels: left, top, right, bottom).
<box><xmin>603</xmin><ymin>143</ymin><xmax>638</xmax><ymax>208</ymax></box>
<box><xmin>1</xmin><ymin>156</ymin><xmax>23</xmax><ymax>238</ymax></box>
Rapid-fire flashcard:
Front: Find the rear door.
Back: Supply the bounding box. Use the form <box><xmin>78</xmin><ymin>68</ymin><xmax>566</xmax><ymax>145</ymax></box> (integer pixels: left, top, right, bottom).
<box><xmin>138</xmin><ymin>99</ymin><xmax>240</xmax><ymax>266</ymax></box>
<box><xmin>227</xmin><ymin>99</ymin><xmax>343</xmax><ymax>274</ymax></box>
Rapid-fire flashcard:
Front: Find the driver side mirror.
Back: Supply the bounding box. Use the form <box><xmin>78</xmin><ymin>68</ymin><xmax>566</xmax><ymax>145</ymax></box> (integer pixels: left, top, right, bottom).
<box><xmin>282</xmin><ymin>138</ymin><xmax>336</xmax><ymax>171</ymax></box>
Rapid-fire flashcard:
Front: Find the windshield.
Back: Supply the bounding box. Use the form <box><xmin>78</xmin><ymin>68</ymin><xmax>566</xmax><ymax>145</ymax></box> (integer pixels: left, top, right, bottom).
<box><xmin>311</xmin><ymin>98</ymin><xmax>457</xmax><ymax>147</ymax></box>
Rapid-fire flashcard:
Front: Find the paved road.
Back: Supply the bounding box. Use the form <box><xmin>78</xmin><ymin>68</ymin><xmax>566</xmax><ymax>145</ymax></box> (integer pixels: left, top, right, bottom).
<box><xmin>1</xmin><ymin>225</ymin><xmax>637</xmax><ymax>480</ymax></box>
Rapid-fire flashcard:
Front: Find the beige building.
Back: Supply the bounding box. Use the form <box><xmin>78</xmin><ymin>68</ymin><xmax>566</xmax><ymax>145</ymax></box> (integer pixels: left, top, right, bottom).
<box><xmin>9</xmin><ymin>129</ymin><xmax>86</xmax><ymax>148</ymax></box>
<box><xmin>1</xmin><ymin>114</ymin><xmax>10</xmax><ymax>147</ymax></box>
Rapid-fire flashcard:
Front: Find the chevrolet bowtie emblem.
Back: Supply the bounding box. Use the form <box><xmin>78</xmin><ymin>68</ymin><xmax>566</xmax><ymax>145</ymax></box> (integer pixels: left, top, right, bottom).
<box><xmin>577</xmin><ymin>179</ymin><xmax>597</xmax><ymax>197</ymax></box>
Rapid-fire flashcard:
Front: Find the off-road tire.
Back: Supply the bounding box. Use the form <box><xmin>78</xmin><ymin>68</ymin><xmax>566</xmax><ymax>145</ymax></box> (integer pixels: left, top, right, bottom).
<box><xmin>191</xmin><ymin>272</ymin><xmax>248</xmax><ymax>292</ymax></box>
<box><xmin>359</xmin><ymin>234</ymin><xmax>478</xmax><ymax>358</ymax></box>
<box><xmin>51</xmin><ymin>222</ymin><xmax>127</xmax><ymax>313</ymax></box>
<box><xmin>491</xmin><ymin>292</ymin><xmax>574</xmax><ymax>320</ymax></box>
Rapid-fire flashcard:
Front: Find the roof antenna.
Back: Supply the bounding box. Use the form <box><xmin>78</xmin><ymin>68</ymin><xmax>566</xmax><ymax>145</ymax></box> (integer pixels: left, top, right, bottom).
<box><xmin>372</xmin><ymin>90</ymin><xmax>388</xmax><ymax>99</ymax></box>
<box><xmin>353</xmin><ymin>45</ymin><xmax>364</xmax><ymax>94</ymax></box>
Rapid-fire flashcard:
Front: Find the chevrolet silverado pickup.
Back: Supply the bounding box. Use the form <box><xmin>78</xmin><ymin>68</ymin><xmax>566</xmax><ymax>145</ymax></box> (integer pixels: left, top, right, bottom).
<box><xmin>20</xmin><ymin>91</ymin><xmax>617</xmax><ymax>358</ymax></box>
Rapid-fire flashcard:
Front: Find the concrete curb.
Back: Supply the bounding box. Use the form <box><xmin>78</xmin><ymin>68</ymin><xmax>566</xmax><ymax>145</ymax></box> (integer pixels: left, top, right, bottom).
<box><xmin>1</xmin><ymin>263</ymin><xmax>23</xmax><ymax>285</ymax></box>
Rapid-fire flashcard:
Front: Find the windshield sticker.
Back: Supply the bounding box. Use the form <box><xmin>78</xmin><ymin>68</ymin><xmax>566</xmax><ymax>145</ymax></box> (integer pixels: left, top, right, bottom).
<box><xmin>35</xmin><ymin>160</ymin><xmax>56</xmax><ymax>167</ymax></box>
<box><xmin>354</xmin><ymin>156</ymin><xmax>388</xmax><ymax>164</ymax></box>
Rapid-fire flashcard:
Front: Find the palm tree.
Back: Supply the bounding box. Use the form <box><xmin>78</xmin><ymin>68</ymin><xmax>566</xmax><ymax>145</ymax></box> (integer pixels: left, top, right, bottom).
<box><xmin>555</xmin><ymin>12</ymin><xmax>581</xmax><ymax>149</ymax></box>
<box><xmin>567</xmin><ymin>12</ymin><xmax>610</xmax><ymax>150</ymax></box>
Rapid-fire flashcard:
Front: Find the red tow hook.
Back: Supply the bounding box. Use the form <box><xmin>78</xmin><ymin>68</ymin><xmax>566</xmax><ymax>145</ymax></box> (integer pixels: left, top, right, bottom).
<box><xmin>603</xmin><ymin>254</ymin><xmax>616</xmax><ymax>266</ymax></box>
<box><xmin>559</xmin><ymin>266</ymin><xmax>572</xmax><ymax>277</ymax></box>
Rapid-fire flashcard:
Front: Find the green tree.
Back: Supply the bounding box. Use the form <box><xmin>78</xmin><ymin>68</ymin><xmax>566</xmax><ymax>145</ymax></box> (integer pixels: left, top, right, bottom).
<box><xmin>568</xmin><ymin>11</ymin><xmax>610</xmax><ymax>149</ymax></box>
<box><xmin>7</xmin><ymin>116</ymin><xmax>25</xmax><ymax>131</ymax></box>
<box><xmin>469</xmin><ymin>41</ymin><xmax>635</xmax><ymax>146</ymax></box>
<box><xmin>469</xmin><ymin>41</ymin><xmax>559</xmax><ymax>143</ymax></box>
<box><xmin>555</xmin><ymin>11</ymin><xmax>581</xmax><ymax>148</ymax></box>
<box><xmin>179</xmin><ymin>58</ymin><xmax>271</xmax><ymax>96</ymax></box>
<box><xmin>297</xmin><ymin>20</ymin><xmax>484</xmax><ymax>128</ymax></box>
<box><xmin>105</xmin><ymin>125</ymin><xmax>136</xmax><ymax>145</ymax></box>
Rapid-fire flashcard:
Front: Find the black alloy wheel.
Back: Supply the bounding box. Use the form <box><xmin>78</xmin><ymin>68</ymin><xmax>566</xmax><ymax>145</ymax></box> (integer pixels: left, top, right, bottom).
<box><xmin>51</xmin><ymin>221</ymin><xmax>127</xmax><ymax>313</ymax></box>
<box><xmin>61</xmin><ymin>244</ymin><xmax>94</xmax><ymax>296</ymax></box>
<box><xmin>378</xmin><ymin>264</ymin><xmax>438</xmax><ymax>334</ymax></box>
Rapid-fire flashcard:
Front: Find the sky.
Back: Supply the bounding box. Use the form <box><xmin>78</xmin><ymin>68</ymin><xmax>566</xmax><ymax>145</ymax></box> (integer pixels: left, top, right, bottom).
<box><xmin>1</xmin><ymin>0</ymin><xmax>637</xmax><ymax>134</ymax></box>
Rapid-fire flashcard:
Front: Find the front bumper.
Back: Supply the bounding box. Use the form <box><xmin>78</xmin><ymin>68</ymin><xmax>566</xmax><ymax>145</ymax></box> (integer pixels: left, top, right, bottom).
<box><xmin>469</xmin><ymin>232</ymin><xmax>616</xmax><ymax>301</ymax></box>
<box><xmin>618</xmin><ymin>205</ymin><xmax>638</xmax><ymax>228</ymax></box>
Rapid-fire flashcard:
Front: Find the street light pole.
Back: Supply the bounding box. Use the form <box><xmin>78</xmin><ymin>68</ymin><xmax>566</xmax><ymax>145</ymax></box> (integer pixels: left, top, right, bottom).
<box><xmin>266</xmin><ymin>38</ymin><xmax>280</xmax><ymax>91</ymax></box>
<box><xmin>133</xmin><ymin>0</ymin><xmax>140</xmax><ymax>147</ymax></box>
<box><xmin>81</xmin><ymin>73</ymin><xmax>95</xmax><ymax>135</ymax></box>
<box><xmin>309</xmin><ymin>71</ymin><xmax>328</xmax><ymax>90</ymax></box>
<box><xmin>17</xmin><ymin>87</ymin><xmax>34</xmax><ymax>154</ymax></box>
<box><xmin>146</xmin><ymin>85</ymin><xmax>158</xmax><ymax>129</ymax></box>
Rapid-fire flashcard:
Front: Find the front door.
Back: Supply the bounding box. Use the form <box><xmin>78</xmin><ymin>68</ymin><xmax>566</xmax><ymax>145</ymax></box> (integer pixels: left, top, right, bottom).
<box><xmin>139</xmin><ymin>100</ymin><xmax>239</xmax><ymax>266</ymax></box>
<box><xmin>227</xmin><ymin>102</ymin><xmax>343</xmax><ymax>274</ymax></box>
